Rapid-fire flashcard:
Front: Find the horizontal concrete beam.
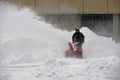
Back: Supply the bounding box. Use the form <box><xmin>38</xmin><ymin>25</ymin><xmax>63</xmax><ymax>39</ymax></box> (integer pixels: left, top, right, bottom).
<box><xmin>8</xmin><ymin>0</ymin><xmax>120</xmax><ymax>14</ymax></box>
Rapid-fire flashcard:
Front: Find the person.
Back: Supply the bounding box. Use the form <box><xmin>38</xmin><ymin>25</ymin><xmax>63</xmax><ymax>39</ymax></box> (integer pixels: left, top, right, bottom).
<box><xmin>72</xmin><ymin>28</ymin><xmax>85</xmax><ymax>51</ymax></box>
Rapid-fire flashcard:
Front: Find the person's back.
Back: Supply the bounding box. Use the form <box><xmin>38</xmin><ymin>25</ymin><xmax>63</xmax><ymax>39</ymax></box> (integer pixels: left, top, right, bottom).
<box><xmin>72</xmin><ymin>28</ymin><xmax>85</xmax><ymax>50</ymax></box>
<box><xmin>72</xmin><ymin>28</ymin><xmax>84</xmax><ymax>43</ymax></box>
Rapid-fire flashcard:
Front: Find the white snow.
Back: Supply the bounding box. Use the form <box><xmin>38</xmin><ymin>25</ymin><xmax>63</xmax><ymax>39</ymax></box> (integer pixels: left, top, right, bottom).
<box><xmin>0</xmin><ymin>2</ymin><xmax>120</xmax><ymax>80</ymax></box>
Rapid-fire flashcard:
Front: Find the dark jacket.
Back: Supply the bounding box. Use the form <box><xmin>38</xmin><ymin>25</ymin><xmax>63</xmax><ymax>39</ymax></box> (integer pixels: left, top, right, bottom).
<box><xmin>72</xmin><ymin>31</ymin><xmax>85</xmax><ymax>43</ymax></box>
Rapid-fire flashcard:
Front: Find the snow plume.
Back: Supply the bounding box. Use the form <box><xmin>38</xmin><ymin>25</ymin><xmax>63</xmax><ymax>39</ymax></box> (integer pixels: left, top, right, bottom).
<box><xmin>0</xmin><ymin>2</ymin><xmax>70</xmax><ymax>64</ymax></box>
<box><xmin>0</xmin><ymin>2</ymin><xmax>120</xmax><ymax>80</ymax></box>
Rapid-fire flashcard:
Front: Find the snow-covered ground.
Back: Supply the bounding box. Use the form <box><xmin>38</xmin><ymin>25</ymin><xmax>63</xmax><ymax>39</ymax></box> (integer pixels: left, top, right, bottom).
<box><xmin>0</xmin><ymin>2</ymin><xmax>120</xmax><ymax>80</ymax></box>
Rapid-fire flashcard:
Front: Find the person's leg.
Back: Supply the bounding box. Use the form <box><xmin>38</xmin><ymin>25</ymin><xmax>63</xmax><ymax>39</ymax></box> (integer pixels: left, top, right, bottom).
<box><xmin>74</xmin><ymin>42</ymin><xmax>82</xmax><ymax>51</ymax></box>
<box><xmin>76</xmin><ymin>42</ymin><xmax>82</xmax><ymax>50</ymax></box>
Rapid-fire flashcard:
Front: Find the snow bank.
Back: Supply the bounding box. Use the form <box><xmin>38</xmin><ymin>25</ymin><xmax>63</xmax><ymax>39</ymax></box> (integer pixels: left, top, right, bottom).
<box><xmin>81</xmin><ymin>27</ymin><xmax>120</xmax><ymax>57</ymax></box>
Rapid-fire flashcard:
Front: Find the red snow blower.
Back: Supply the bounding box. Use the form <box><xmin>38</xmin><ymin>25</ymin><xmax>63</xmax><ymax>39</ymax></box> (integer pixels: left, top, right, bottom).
<box><xmin>65</xmin><ymin>42</ymin><xmax>83</xmax><ymax>58</ymax></box>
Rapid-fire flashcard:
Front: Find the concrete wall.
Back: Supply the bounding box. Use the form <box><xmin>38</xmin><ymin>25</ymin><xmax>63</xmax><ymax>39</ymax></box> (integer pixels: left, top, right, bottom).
<box><xmin>8</xmin><ymin>0</ymin><xmax>120</xmax><ymax>14</ymax></box>
<box><xmin>35</xmin><ymin>0</ymin><xmax>59</xmax><ymax>14</ymax></box>
<box><xmin>7</xmin><ymin>0</ymin><xmax>35</xmax><ymax>9</ymax></box>
<box><xmin>59</xmin><ymin>0</ymin><xmax>83</xmax><ymax>14</ymax></box>
<box><xmin>7</xmin><ymin>0</ymin><xmax>82</xmax><ymax>14</ymax></box>
<box><xmin>108</xmin><ymin>0</ymin><xmax>120</xmax><ymax>13</ymax></box>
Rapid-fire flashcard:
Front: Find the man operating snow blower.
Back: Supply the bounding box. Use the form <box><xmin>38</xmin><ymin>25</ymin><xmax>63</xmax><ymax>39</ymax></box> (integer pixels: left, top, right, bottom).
<box><xmin>65</xmin><ymin>28</ymin><xmax>85</xmax><ymax>58</ymax></box>
<box><xmin>72</xmin><ymin>28</ymin><xmax>84</xmax><ymax>51</ymax></box>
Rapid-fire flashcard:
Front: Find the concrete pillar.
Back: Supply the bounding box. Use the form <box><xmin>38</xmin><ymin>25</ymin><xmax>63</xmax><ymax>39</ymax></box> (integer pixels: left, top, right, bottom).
<box><xmin>113</xmin><ymin>14</ymin><xmax>119</xmax><ymax>43</ymax></box>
